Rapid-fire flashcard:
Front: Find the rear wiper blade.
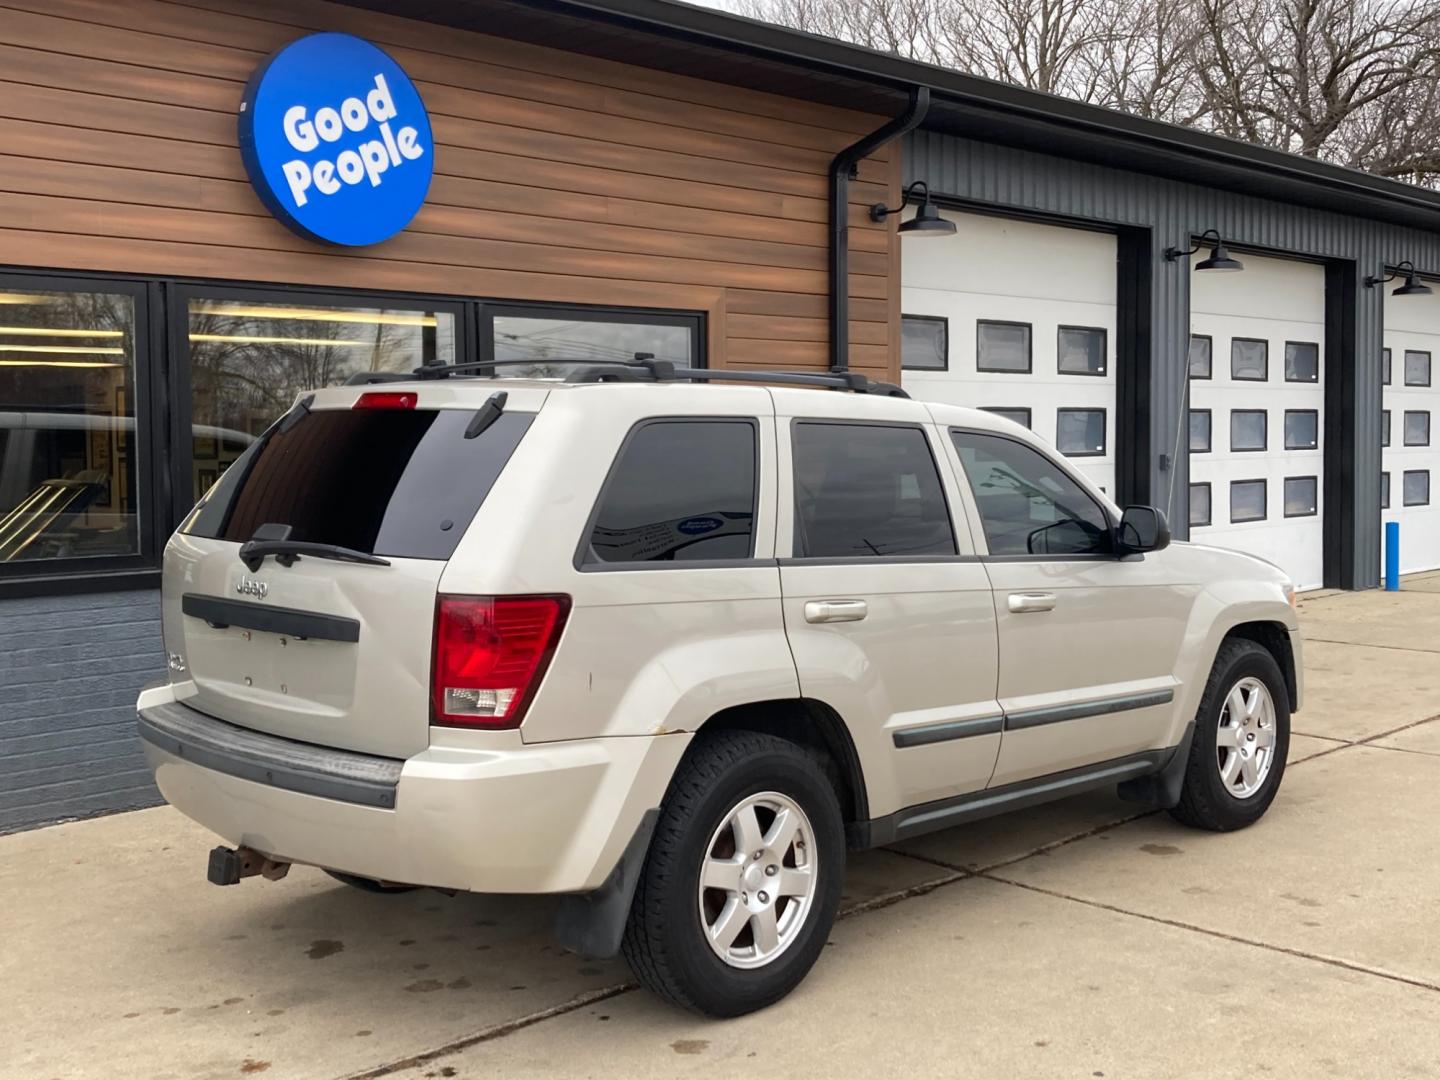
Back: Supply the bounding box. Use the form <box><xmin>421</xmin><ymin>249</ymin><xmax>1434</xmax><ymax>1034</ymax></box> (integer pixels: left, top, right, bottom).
<box><xmin>464</xmin><ymin>390</ymin><xmax>507</xmax><ymax>439</ymax></box>
<box><xmin>239</xmin><ymin>539</ymin><xmax>390</xmax><ymax>572</ymax></box>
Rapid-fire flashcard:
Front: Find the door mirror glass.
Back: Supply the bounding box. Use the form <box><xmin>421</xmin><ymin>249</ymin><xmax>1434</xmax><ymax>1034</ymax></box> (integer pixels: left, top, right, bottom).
<box><xmin>1118</xmin><ymin>505</ymin><xmax>1170</xmax><ymax>553</ymax></box>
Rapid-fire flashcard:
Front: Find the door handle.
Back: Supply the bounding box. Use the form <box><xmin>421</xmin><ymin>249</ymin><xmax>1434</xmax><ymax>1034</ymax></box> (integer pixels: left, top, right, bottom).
<box><xmin>1007</xmin><ymin>592</ymin><xmax>1057</xmax><ymax>614</ymax></box>
<box><xmin>804</xmin><ymin>599</ymin><xmax>868</xmax><ymax>624</ymax></box>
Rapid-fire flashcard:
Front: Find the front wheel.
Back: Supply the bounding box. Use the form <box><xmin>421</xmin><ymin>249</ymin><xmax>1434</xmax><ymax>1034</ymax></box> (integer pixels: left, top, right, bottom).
<box><xmin>622</xmin><ymin>730</ymin><xmax>845</xmax><ymax>1017</ymax></box>
<box><xmin>1170</xmin><ymin>638</ymin><xmax>1290</xmax><ymax>831</ymax></box>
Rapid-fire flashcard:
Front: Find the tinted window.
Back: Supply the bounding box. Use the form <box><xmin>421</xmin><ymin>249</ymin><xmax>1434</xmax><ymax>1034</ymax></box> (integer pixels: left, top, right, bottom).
<box><xmin>981</xmin><ymin>407</ymin><xmax>1031</xmax><ymax>429</ymax></box>
<box><xmin>1404</xmin><ymin>411</ymin><xmax>1430</xmax><ymax>446</ymax></box>
<box><xmin>1405</xmin><ymin>350</ymin><xmax>1431</xmax><ymax>387</ymax></box>
<box><xmin>1189</xmin><ymin>335</ymin><xmax>1212</xmax><ymax>379</ymax></box>
<box><xmin>1189</xmin><ymin>483</ymin><xmax>1212</xmax><ymax>527</ymax></box>
<box><xmin>186</xmin><ymin>407</ymin><xmax>532</xmax><ymax>560</ymax></box>
<box><xmin>1382</xmin><ymin>410</ymin><xmax>1391</xmax><ymax>447</ymax></box>
<box><xmin>1382</xmin><ymin>471</ymin><xmax>1390</xmax><ymax>510</ymax></box>
<box><xmin>1285</xmin><ymin>341</ymin><xmax>1319</xmax><ymax>382</ymax></box>
<box><xmin>1284</xmin><ymin>476</ymin><xmax>1318</xmax><ymax>517</ymax></box>
<box><xmin>976</xmin><ymin>322</ymin><xmax>1031</xmax><ymax>373</ymax></box>
<box><xmin>1404</xmin><ymin>470</ymin><xmax>1430</xmax><ymax>507</ymax></box>
<box><xmin>1232</xmin><ymin>339</ymin><xmax>1268</xmax><ymax>380</ymax></box>
<box><xmin>1189</xmin><ymin>410</ymin><xmax>1212</xmax><ymax>452</ymax></box>
<box><xmin>1383</xmin><ymin>348</ymin><xmax>1392</xmax><ymax>385</ymax></box>
<box><xmin>1230</xmin><ymin>480</ymin><xmax>1267</xmax><ymax>522</ymax></box>
<box><xmin>792</xmin><ymin>423</ymin><xmax>954</xmax><ymax>558</ymax></box>
<box><xmin>586</xmin><ymin>420</ymin><xmax>756</xmax><ymax>564</ymax></box>
<box><xmin>1057</xmin><ymin>327</ymin><xmax>1106</xmax><ymax>375</ymax></box>
<box><xmin>1231</xmin><ymin>410</ymin><xmax>1267</xmax><ymax>451</ymax></box>
<box><xmin>1285</xmin><ymin>410</ymin><xmax>1318</xmax><ymax>450</ymax></box>
<box><xmin>902</xmin><ymin>316</ymin><xmax>947</xmax><ymax>371</ymax></box>
<box><xmin>1056</xmin><ymin>408</ymin><xmax>1106</xmax><ymax>456</ymax></box>
<box><xmin>951</xmin><ymin>431</ymin><xmax>1112</xmax><ymax>556</ymax></box>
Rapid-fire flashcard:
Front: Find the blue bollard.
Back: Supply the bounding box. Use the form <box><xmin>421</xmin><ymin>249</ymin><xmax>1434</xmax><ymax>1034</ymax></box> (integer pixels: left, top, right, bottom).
<box><xmin>1385</xmin><ymin>521</ymin><xmax>1400</xmax><ymax>591</ymax></box>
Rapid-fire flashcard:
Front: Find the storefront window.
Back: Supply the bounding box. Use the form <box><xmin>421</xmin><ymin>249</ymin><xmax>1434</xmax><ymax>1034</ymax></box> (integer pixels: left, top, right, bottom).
<box><xmin>186</xmin><ymin>297</ymin><xmax>457</xmax><ymax>503</ymax></box>
<box><xmin>0</xmin><ymin>287</ymin><xmax>139</xmax><ymax>564</ymax></box>
<box><xmin>489</xmin><ymin>308</ymin><xmax>696</xmax><ymax>373</ymax></box>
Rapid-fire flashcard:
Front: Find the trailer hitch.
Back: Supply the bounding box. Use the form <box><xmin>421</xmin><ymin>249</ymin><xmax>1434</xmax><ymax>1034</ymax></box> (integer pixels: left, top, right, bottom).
<box><xmin>207</xmin><ymin>845</ymin><xmax>291</xmax><ymax>886</ymax></box>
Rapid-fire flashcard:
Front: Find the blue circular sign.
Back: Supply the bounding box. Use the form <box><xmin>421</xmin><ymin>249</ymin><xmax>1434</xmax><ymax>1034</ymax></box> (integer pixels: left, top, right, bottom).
<box><xmin>238</xmin><ymin>33</ymin><xmax>433</xmax><ymax>247</ymax></box>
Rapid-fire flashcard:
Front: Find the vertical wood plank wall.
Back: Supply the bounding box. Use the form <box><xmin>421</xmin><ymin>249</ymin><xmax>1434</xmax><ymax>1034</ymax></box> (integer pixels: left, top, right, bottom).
<box><xmin>0</xmin><ymin>0</ymin><xmax>902</xmax><ymax>379</ymax></box>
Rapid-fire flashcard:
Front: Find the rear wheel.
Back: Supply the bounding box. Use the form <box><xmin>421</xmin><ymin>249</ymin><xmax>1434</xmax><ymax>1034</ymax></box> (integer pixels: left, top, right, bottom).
<box><xmin>1170</xmin><ymin>638</ymin><xmax>1290</xmax><ymax>831</ymax></box>
<box><xmin>622</xmin><ymin>730</ymin><xmax>845</xmax><ymax>1017</ymax></box>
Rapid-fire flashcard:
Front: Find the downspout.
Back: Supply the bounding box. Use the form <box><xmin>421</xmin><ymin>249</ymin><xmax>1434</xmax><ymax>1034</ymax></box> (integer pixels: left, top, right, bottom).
<box><xmin>829</xmin><ymin>86</ymin><xmax>929</xmax><ymax>372</ymax></box>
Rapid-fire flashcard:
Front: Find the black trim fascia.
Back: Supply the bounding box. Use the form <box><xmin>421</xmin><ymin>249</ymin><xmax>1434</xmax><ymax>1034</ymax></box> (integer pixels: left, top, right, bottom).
<box><xmin>892</xmin><ymin>715</ymin><xmax>1004</xmax><ymax>748</ymax></box>
<box><xmin>1323</xmin><ymin>261</ymin><xmax>1358</xmax><ymax>588</ymax></box>
<box><xmin>1003</xmin><ymin>689</ymin><xmax>1174</xmax><ymax>732</ymax></box>
<box><xmin>181</xmin><ymin>593</ymin><xmax>361</xmax><ymax>643</ymax></box>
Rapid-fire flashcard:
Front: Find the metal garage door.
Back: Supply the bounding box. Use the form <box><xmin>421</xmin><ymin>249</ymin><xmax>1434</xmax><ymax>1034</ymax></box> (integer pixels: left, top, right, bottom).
<box><xmin>1383</xmin><ymin>301</ymin><xmax>1439</xmax><ymax>574</ymax></box>
<box><xmin>900</xmin><ymin>211</ymin><xmax>1117</xmax><ymax>495</ymax></box>
<box><xmin>1188</xmin><ymin>253</ymin><xmax>1326</xmax><ymax>590</ymax></box>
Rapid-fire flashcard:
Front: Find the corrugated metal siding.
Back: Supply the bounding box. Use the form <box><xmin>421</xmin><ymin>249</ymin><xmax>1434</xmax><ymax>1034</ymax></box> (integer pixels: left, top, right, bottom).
<box><xmin>0</xmin><ymin>590</ymin><xmax>162</xmax><ymax>832</ymax></box>
<box><xmin>906</xmin><ymin>130</ymin><xmax>1440</xmax><ymax>587</ymax></box>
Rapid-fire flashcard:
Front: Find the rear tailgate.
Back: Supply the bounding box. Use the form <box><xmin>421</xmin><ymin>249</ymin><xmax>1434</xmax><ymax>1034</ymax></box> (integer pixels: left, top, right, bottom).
<box><xmin>162</xmin><ymin>385</ymin><xmax>540</xmax><ymax>758</ymax></box>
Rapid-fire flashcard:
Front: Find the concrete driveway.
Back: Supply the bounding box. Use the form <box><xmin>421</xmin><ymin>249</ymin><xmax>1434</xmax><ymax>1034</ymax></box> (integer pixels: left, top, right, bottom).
<box><xmin>5</xmin><ymin>575</ymin><xmax>1440</xmax><ymax>1079</ymax></box>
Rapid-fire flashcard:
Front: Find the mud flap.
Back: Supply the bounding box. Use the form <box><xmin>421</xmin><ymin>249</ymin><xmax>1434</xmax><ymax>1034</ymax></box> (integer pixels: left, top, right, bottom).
<box><xmin>553</xmin><ymin>809</ymin><xmax>659</xmax><ymax>958</ymax></box>
<box><xmin>1116</xmin><ymin>721</ymin><xmax>1195</xmax><ymax>809</ymax></box>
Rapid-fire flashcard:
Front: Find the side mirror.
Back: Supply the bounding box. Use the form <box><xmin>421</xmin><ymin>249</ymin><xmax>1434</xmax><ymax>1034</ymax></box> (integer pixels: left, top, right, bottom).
<box><xmin>1117</xmin><ymin>505</ymin><xmax>1171</xmax><ymax>554</ymax></box>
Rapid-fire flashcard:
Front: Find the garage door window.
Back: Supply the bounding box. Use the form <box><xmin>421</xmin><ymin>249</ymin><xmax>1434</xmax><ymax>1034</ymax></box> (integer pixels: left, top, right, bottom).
<box><xmin>1285</xmin><ymin>341</ymin><xmax>1319</xmax><ymax>383</ymax></box>
<box><xmin>1382</xmin><ymin>472</ymin><xmax>1391</xmax><ymax>510</ymax></box>
<box><xmin>901</xmin><ymin>315</ymin><xmax>947</xmax><ymax>372</ymax></box>
<box><xmin>1383</xmin><ymin>348</ymin><xmax>1392</xmax><ymax>386</ymax></box>
<box><xmin>1057</xmin><ymin>326</ymin><xmax>1106</xmax><ymax>376</ymax></box>
<box><xmin>1189</xmin><ymin>409</ymin><xmax>1212</xmax><ymax>452</ymax></box>
<box><xmin>1189</xmin><ymin>482</ymin><xmax>1212</xmax><ymax>527</ymax></box>
<box><xmin>1231</xmin><ymin>479</ymin><xmax>1267</xmax><ymax>522</ymax></box>
<box><xmin>1189</xmin><ymin>335</ymin><xmax>1213</xmax><ymax>380</ymax></box>
<box><xmin>1382</xmin><ymin>410</ymin><xmax>1391</xmax><ymax>447</ymax></box>
<box><xmin>1231</xmin><ymin>409</ymin><xmax>1268</xmax><ymax>452</ymax></box>
<box><xmin>1231</xmin><ymin>339</ymin><xmax>1268</xmax><ymax>381</ymax></box>
<box><xmin>1284</xmin><ymin>476</ymin><xmax>1318</xmax><ymax>517</ymax></box>
<box><xmin>1056</xmin><ymin>408</ymin><xmax>1106</xmax><ymax>457</ymax></box>
<box><xmin>1405</xmin><ymin>350</ymin><xmax>1432</xmax><ymax>387</ymax></box>
<box><xmin>981</xmin><ymin>407</ymin><xmax>1031</xmax><ymax>429</ymax></box>
<box><xmin>1284</xmin><ymin>410</ymin><xmax>1319</xmax><ymax>450</ymax></box>
<box><xmin>1404</xmin><ymin>411</ymin><xmax>1431</xmax><ymax>446</ymax></box>
<box><xmin>976</xmin><ymin>321</ymin><xmax>1032</xmax><ymax>373</ymax></box>
<box><xmin>1404</xmin><ymin>470</ymin><xmax>1430</xmax><ymax>506</ymax></box>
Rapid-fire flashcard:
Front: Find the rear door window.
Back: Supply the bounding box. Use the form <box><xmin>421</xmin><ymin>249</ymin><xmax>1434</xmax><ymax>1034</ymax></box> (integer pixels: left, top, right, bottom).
<box><xmin>792</xmin><ymin>422</ymin><xmax>956</xmax><ymax>558</ymax></box>
<box><xmin>583</xmin><ymin>420</ymin><xmax>757</xmax><ymax>564</ymax></box>
<box><xmin>184</xmin><ymin>407</ymin><xmax>533</xmax><ymax>560</ymax></box>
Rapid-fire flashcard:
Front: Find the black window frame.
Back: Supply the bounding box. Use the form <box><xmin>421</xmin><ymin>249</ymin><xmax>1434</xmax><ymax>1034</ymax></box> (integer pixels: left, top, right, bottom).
<box><xmin>1055</xmin><ymin>407</ymin><xmax>1108</xmax><ymax>458</ymax></box>
<box><xmin>1283</xmin><ymin>340</ymin><xmax>1320</xmax><ymax>383</ymax></box>
<box><xmin>1403</xmin><ymin>410</ymin><xmax>1431</xmax><ymax>447</ymax></box>
<box><xmin>1381</xmin><ymin>471</ymin><xmax>1391</xmax><ymax>510</ymax></box>
<box><xmin>575</xmin><ymin>416</ymin><xmax>760</xmax><ymax>571</ymax></box>
<box><xmin>1403</xmin><ymin>469</ymin><xmax>1431</xmax><ymax>507</ymax></box>
<box><xmin>790</xmin><ymin>418</ymin><xmax>958</xmax><ymax>561</ymax></box>
<box><xmin>1382</xmin><ymin>347</ymin><xmax>1392</xmax><ymax>386</ymax></box>
<box><xmin>900</xmin><ymin>313</ymin><xmax>949</xmax><ymax>372</ymax></box>
<box><xmin>1284</xmin><ymin>409</ymin><xmax>1319</xmax><ymax>451</ymax></box>
<box><xmin>1230</xmin><ymin>409</ymin><xmax>1269</xmax><ymax>452</ymax></box>
<box><xmin>1230</xmin><ymin>337</ymin><xmax>1269</xmax><ymax>382</ymax></box>
<box><xmin>1189</xmin><ymin>481</ymin><xmax>1212</xmax><ymax>527</ymax></box>
<box><xmin>1283</xmin><ymin>475</ymin><xmax>1319</xmax><ymax>518</ymax></box>
<box><xmin>975</xmin><ymin>319</ymin><xmax>1033</xmax><ymax>374</ymax></box>
<box><xmin>1189</xmin><ymin>408</ymin><xmax>1212</xmax><ymax>453</ymax></box>
<box><xmin>1188</xmin><ymin>334</ymin><xmax>1213</xmax><ymax>380</ymax></box>
<box><xmin>1404</xmin><ymin>349</ymin><xmax>1432</xmax><ymax>388</ymax></box>
<box><xmin>1056</xmin><ymin>325</ymin><xmax>1108</xmax><ymax>377</ymax></box>
<box><xmin>1382</xmin><ymin>409</ymin><xmax>1391</xmax><ymax>448</ymax></box>
<box><xmin>1230</xmin><ymin>478</ymin><xmax>1268</xmax><ymax>523</ymax></box>
<box><xmin>979</xmin><ymin>406</ymin><xmax>1032</xmax><ymax>429</ymax></box>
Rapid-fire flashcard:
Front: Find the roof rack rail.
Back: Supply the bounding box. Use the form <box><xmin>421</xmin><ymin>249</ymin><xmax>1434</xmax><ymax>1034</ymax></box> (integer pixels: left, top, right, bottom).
<box><xmin>407</xmin><ymin>356</ymin><xmax>908</xmax><ymax>397</ymax></box>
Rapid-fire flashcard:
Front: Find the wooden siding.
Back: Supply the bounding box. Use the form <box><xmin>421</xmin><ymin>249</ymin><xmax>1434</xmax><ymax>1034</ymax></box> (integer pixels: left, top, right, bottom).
<box><xmin>0</xmin><ymin>0</ymin><xmax>902</xmax><ymax>378</ymax></box>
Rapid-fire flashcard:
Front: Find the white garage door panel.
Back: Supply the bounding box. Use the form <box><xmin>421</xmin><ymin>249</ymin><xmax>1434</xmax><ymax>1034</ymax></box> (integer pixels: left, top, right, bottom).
<box><xmin>1381</xmin><ymin>308</ymin><xmax>1440</xmax><ymax>574</ymax></box>
<box><xmin>902</xmin><ymin>212</ymin><xmax>1118</xmax><ymax>495</ymax></box>
<box><xmin>1189</xmin><ymin>253</ymin><xmax>1326</xmax><ymax>591</ymax></box>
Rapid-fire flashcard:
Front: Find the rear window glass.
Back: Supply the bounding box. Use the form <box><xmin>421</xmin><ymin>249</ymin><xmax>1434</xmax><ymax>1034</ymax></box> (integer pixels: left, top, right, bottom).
<box><xmin>184</xmin><ymin>407</ymin><xmax>533</xmax><ymax>559</ymax></box>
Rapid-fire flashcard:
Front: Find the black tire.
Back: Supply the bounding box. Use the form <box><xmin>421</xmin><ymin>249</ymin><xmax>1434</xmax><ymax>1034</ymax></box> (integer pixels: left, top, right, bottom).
<box><xmin>621</xmin><ymin>730</ymin><xmax>845</xmax><ymax>1017</ymax></box>
<box><xmin>1170</xmin><ymin>638</ymin><xmax>1290</xmax><ymax>831</ymax></box>
<box><xmin>323</xmin><ymin>869</ymin><xmax>420</xmax><ymax>894</ymax></box>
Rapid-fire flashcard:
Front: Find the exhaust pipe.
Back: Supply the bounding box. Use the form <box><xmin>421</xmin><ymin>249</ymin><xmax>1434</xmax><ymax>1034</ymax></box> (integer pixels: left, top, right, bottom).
<box><xmin>207</xmin><ymin>845</ymin><xmax>291</xmax><ymax>886</ymax></box>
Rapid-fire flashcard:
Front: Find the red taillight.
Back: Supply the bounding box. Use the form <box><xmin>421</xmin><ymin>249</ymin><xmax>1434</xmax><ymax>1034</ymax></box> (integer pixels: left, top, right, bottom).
<box><xmin>431</xmin><ymin>595</ymin><xmax>571</xmax><ymax>729</ymax></box>
<box><xmin>353</xmin><ymin>391</ymin><xmax>418</xmax><ymax>410</ymax></box>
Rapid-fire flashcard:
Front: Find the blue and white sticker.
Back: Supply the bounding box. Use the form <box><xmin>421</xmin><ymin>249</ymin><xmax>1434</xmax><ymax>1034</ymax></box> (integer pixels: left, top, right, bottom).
<box><xmin>238</xmin><ymin>32</ymin><xmax>433</xmax><ymax>247</ymax></box>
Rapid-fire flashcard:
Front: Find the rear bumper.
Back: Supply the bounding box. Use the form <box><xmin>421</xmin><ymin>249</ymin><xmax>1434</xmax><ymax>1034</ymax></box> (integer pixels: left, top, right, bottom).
<box><xmin>137</xmin><ymin>688</ymin><xmax>689</xmax><ymax>894</ymax></box>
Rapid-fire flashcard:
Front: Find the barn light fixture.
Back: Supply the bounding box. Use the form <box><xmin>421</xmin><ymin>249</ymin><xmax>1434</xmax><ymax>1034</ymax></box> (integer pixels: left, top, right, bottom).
<box><xmin>1366</xmin><ymin>260</ymin><xmax>1433</xmax><ymax>297</ymax></box>
<box><xmin>1165</xmin><ymin>229</ymin><xmax>1244</xmax><ymax>272</ymax></box>
<box><xmin>869</xmin><ymin>181</ymin><xmax>957</xmax><ymax>236</ymax></box>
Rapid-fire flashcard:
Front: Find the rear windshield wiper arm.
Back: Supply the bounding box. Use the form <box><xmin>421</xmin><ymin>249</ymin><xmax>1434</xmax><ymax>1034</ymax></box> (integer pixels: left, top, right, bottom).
<box><xmin>239</xmin><ymin>538</ymin><xmax>390</xmax><ymax>572</ymax></box>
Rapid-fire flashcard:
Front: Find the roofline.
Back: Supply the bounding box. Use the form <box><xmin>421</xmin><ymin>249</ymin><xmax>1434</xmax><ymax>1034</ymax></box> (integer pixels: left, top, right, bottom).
<box><xmin>526</xmin><ymin>0</ymin><xmax>1440</xmax><ymax>228</ymax></box>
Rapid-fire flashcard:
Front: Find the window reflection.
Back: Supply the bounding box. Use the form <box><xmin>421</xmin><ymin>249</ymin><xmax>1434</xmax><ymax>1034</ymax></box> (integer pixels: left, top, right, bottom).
<box><xmin>0</xmin><ymin>288</ymin><xmax>139</xmax><ymax>563</ymax></box>
<box><xmin>187</xmin><ymin>298</ymin><xmax>456</xmax><ymax>502</ymax></box>
<box><xmin>492</xmin><ymin>313</ymin><xmax>692</xmax><ymax>378</ymax></box>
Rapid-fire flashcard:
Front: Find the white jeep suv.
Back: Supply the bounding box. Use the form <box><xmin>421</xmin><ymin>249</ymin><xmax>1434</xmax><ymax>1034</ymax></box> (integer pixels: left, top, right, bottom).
<box><xmin>138</xmin><ymin>359</ymin><xmax>1300</xmax><ymax>1017</ymax></box>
